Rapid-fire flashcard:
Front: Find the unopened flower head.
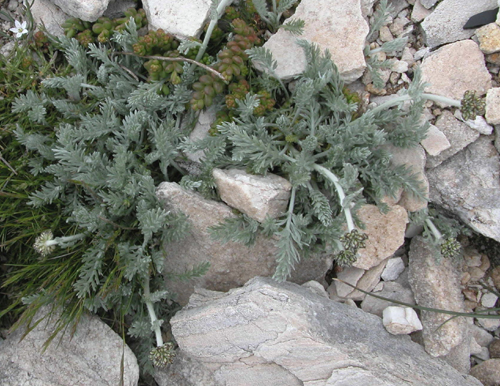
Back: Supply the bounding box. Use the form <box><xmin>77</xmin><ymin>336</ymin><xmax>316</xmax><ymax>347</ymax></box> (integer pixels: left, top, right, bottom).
<box><xmin>33</xmin><ymin>230</ymin><xmax>56</xmax><ymax>257</ymax></box>
<box><xmin>10</xmin><ymin>20</ymin><xmax>28</xmax><ymax>38</ymax></box>
<box><xmin>149</xmin><ymin>342</ymin><xmax>175</xmax><ymax>368</ymax></box>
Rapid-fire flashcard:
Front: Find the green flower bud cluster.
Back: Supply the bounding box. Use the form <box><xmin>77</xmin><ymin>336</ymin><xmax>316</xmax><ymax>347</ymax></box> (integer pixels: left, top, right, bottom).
<box><xmin>132</xmin><ymin>29</ymin><xmax>179</xmax><ymax>57</ymax></box>
<box><xmin>190</xmin><ymin>19</ymin><xmax>260</xmax><ymax>111</ymax></box>
<box><xmin>149</xmin><ymin>342</ymin><xmax>175</xmax><ymax>368</ymax></box>
<box><xmin>460</xmin><ymin>90</ymin><xmax>486</xmax><ymax>121</ymax></box>
<box><xmin>336</xmin><ymin>229</ymin><xmax>368</xmax><ymax>267</ymax></box>
<box><xmin>62</xmin><ymin>8</ymin><xmax>146</xmax><ymax>47</ymax></box>
<box><xmin>440</xmin><ymin>237</ymin><xmax>461</xmax><ymax>259</ymax></box>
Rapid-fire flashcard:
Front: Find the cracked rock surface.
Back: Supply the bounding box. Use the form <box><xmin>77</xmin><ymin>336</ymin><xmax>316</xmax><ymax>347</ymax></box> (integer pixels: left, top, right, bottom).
<box><xmin>159</xmin><ymin>277</ymin><xmax>483</xmax><ymax>386</ymax></box>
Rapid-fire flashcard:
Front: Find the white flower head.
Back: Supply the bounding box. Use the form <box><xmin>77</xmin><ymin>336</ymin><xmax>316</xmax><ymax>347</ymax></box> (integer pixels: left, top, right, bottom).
<box><xmin>33</xmin><ymin>230</ymin><xmax>56</xmax><ymax>257</ymax></box>
<box><xmin>9</xmin><ymin>20</ymin><xmax>28</xmax><ymax>38</ymax></box>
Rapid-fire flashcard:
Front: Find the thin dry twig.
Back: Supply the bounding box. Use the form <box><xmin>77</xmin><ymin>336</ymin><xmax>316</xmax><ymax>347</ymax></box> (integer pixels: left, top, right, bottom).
<box><xmin>0</xmin><ymin>152</ymin><xmax>18</xmax><ymax>175</ymax></box>
<box><xmin>115</xmin><ymin>51</ymin><xmax>228</xmax><ymax>83</ymax></box>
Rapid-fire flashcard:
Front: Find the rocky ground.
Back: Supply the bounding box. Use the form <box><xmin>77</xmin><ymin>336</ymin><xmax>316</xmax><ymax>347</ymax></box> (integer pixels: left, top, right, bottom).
<box><xmin>1</xmin><ymin>0</ymin><xmax>500</xmax><ymax>385</ymax></box>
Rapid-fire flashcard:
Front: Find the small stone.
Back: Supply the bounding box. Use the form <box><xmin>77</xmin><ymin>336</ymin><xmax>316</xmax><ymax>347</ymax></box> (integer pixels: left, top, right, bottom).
<box><xmin>477</xmin><ymin>314</ymin><xmax>500</xmax><ymax>332</ymax></box>
<box><xmin>391</xmin><ymin>59</ymin><xmax>409</xmax><ymax>73</ymax></box>
<box><xmin>379</xmin><ymin>25</ymin><xmax>394</xmax><ymax>42</ymax></box>
<box><xmin>7</xmin><ymin>0</ymin><xmax>18</xmax><ymax>11</ymax></box>
<box><xmin>480</xmin><ymin>254</ymin><xmax>491</xmax><ymax>272</ymax></box>
<box><xmin>464</xmin><ymin>248</ymin><xmax>484</xmax><ymax>267</ymax></box>
<box><xmin>381</xmin><ymin>257</ymin><xmax>405</xmax><ymax>281</ymax></box>
<box><xmin>420</xmin><ymin>124</ymin><xmax>451</xmax><ymax>156</ymax></box>
<box><xmin>464</xmin><ymin>115</ymin><xmax>494</xmax><ymax>135</ymax></box>
<box><xmin>470</xmin><ymin>359</ymin><xmax>500</xmax><ymax>386</ymax></box>
<box><xmin>334</xmin><ymin>266</ymin><xmax>365</xmax><ymax>298</ymax></box>
<box><xmin>361</xmin><ymin>281</ymin><xmax>415</xmax><ymax>317</ymax></box>
<box><xmin>411</xmin><ymin>0</ymin><xmax>433</xmax><ymax>22</ymax></box>
<box><xmin>476</xmin><ymin>23</ymin><xmax>500</xmax><ymax>54</ymax></box>
<box><xmin>420</xmin><ymin>0</ymin><xmax>438</xmax><ymax>8</ymax></box>
<box><xmin>383</xmin><ymin>306</ymin><xmax>423</xmax><ymax>335</ymax></box>
<box><xmin>213</xmin><ymin>168</ymin><xmax>292</xmax><ymax>223</ymax></box>
<box><xmin>470</xmin><ymin>337</ymin><xmax>483</xmax><ymax>356</ymax></box>
<box><xmin>475</xmin><ymin>347</ymin><xmax>492</xmax><ymax>361</ymax></box>
<box><xmin>425</xmin><ymin>110</ymin><xmax>480</xmax><ymax>169</ymax></box>
<box><xmin>489</xmin><ymin>339</ymin><xmax>500</xmax><ymax>358</ymax></box>
<box><xmin>490</xmin><ymin>266</ymin><xmax>500</xmax><ymax>290</ymax></box>
<box><xmin>469</xmin><ymin>267</ymin><xmax>487</xmax><ymax>282</ymax></box>
<box><xmin>486</xmin><ymin>87</ymin><xmax>500</xmax><ymax>125</ymax></box>
<box><xmin>50</xmin><ymin>0</ymin><xmax>109</xmax><ymax>21</ymax></box>
<box><xmin>389</xmin><ymin>15</ymin><xmax>410</xmax><ymax>37</ymax></box>
<box><xmin>471</xmin><ymin>323</ymin><xmax>495</xmax><ymax>347</ymax></box>
<box><xmin>301</xmin><ymin>281</ymin><xmax>328</xmax><ymax>298</ymax></box>
<box><xmin>461</xmin><ymin>272</ymin><xmax>471</xmax><ymax>285</ymax></box>
<box><xmin>352</xmin><ymin>204</ymin><xmax>408</xmax><ymax>270</ymax></box>
<box><xmin>481</xmin><ymin>292</ymin><xmax>499</xmax><ymax>308</ymax></box>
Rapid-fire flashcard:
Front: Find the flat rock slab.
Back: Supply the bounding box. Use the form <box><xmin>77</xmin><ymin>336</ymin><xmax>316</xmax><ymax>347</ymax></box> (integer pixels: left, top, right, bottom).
<box><xmin>261</xmin><ymin>0</ymin><xmax>369</xmax><ymax>83</ymax></box>
<box><xmin>166</xmin><ymin>277</ymin><xmax>482</xmax><ymax>386</ymax></box>
<box><xmin>0</xmin><ymin>308</ymin><xmax>139</xmax><ymax>386</ymax></box>
<box><xmin>421</xmin><ymin>40</ymin><xmax>491</xmax><ymax>102</ymax></box>
<box><xmin>421</xmin><ymin>0</ymin><xmax>498</xmax><ymax>48</ymax></box>
<box><xmin>427</xmin><ymin>136</ymin><xmax>500</xmax><ymax>242</ymax></box>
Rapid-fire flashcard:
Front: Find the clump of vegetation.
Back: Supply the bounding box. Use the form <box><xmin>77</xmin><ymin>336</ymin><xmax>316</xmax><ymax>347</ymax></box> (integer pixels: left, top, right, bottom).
<box><xmin>1</xmin><ymin>0</ymin><xmax>488</xmax><ymax>378</ymax></box>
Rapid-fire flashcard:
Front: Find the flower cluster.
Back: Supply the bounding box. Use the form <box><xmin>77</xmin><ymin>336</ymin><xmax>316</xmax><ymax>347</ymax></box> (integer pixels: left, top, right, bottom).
<box><xmin>33</xmin><ymin>230</ymin><xmax>56</xmax><ymax>257</ymax></box>
<box><xmin>149</xmin><ymin>342</ymin><xmax>176</xmax><ymax>368</ymax></box>
<box><xmin>440</xmin><ymin>237</ymin><xmax>462</xmax><ymax>259</ymax></box>
<box><xmin>460</xmin><ymin>90</ymin><xmax>486</xmax><ymax>121</ymax></box>
<box><xmin>336</xmin><ymin>229</ymin><xmax>369</xmax><ymax>267</ymax></box>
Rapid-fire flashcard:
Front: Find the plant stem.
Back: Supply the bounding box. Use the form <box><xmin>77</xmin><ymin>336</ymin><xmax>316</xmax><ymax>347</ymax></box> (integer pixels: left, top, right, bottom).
<box><xmin>313</xmin><ymin>164</ymin><xmax>355</xmax><ymax>231</ymax></box>
<box><xmin>425</xmin><ymin>218</ymin><xmax>442</xmax><ymax>242</ymax></box>
<box><xmin>143</xmin><ymin>274</ymin><xmax>163</xmax><ymax>347</ymax></box>
<box><xmin>195</xmin><ymin>0</ymin><xmax>233</xmax><ymax>62</ymax></box>
<box><xmin>368</xmin><ymin>93</ymin><xmax>461</xmax><ymax>116</ymax></box>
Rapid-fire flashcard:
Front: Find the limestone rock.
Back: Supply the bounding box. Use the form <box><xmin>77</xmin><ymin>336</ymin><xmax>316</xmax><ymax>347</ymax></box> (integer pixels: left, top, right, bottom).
<box><xmin>470</xmin><ymin>323</ymin><xmax>495</xmax><ymax>347</ymax></box>
<box><xmin>213</xmin><ymin>168</ymin><xmax>292</xmax><ymax>223</ymax></box>
<box><xmin>388</xmin><ymin>144</ymin><xmax>428</xmax><ymax>212</ymax></box>
<box><xmin>426</xmin><ymin>110</ymin><xmax>480</xmax><ymax>169</ymax></box>
<box><xmin>383</xmin><ymin>306</ymin><xmax>423</xmax><ymax>335</ymax></box>
<box><xmin>489</xmin><ymin>339</ymin><xmax>500</xmax><ymax>358</ymax></box>
<box><xmin>361</xmin><ymin>281</ymin><xmax>416</xmax><ymax>317</ymax></box>
<box><xmin>420</xmin><ymin>0</ymin><xmax>438</xmax><ymax>8</ymax></box>
<box><xmin>476</xmin><ymin>23</ymin><xmax>500</xmax><ymax>54</ymax></box>
<box><xmin>0</xmin><ymin>307</ymin><xmax>139</xmax><ymax>386</ymax></box>
<box><xmin>427</xmin><ymin>136</ymin><xmax>500</xmax><ymax>242</ymax></box>
<box><xmin>165</xmin><ymin>276</ymin><xmax>482</xmax><ymax>386</ymax></box>
<box><xmin>408</xmin><ymin>237</ymin><xmax>469</xmax><ymax>358</ymax></box>
<box><xmin>486</xmin><ymin>87</ymin><xmax>500</xmax><ymax>125</ymax></box>
<box><xmin>334</xmin><ymin>259</ymin><xmax>387</xmax><ymax>300</ymax></box>
<box><xmin>142</xmin><ymin>0</ymin><xmax>213</xmax><ymax>38</ymax></box>
<box><xmin>31</xmin><ymin>0</ymin><xmax>69</xmax><ymax>36</ymax></box>
<box><xmin>156</xmin><ymin>182</ymin><xmax>331</xmax><ymax>305</ymax></box>
<box><xmin>421</xmin><ymin>0</ymin><xmax>498</xmax><ymax>48</ymax></box>
<box><xmin>352</xmin><ymin>204</ymin><xmax>408</xmax><ymax>270</ymax></box>
<box><xmin>50</xmin><ymin>0</ymin><xmax>109</xmax><ymax>21</ymax></box>
<box><xmin>185</xmin><ymin>104</ymin><xmax>217</xmax><ymax>163</ymax></box>
<box><xmin>411</xmin><ymin>0</ymin><xmax>433</xmax><ymax>22</ymax></box>
<box><xmin>421</xmin><ymin>40</ymin><xmax>491</xmax><ymax>103</ymax></box>
<box><xmin>464</xmin><ymin>115</ymin><xmax>494</xmax><ymax>135</ymax></box>
<box><xmin>421</xmin><ymin>124</ymin><xmax>452</xmax><ymax>156</ymax></box>
<box><xmin>381</xmin><ymin>257</ymin><xmax>405</xmax><ymax>281</ymax></box>
<box><xmin>470</xmin><ymin>359</ymin><xmax>500</xmax><ymax>386</ymax></box>
<box><xmin>261</xmin><ymin>0</ymin><xmax>369</xmax><ymax>83</ymax></box>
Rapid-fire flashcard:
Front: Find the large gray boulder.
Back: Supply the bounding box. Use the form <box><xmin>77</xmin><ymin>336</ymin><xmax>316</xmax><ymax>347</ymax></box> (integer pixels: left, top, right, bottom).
<box><xmin>427</xmin><ymin>136</ymin><xmax>500</xmax><ymax>242</ymax></box>
<box><xmin>158</xmin><ymin>277</ymin><xmax>482</xmax><ymax>386</ymax></box>
<box><xmin>0</xmin><ymin>307</ymin><xmax>139</xmax><ymax>386</ymax></box>
<box><xmin>156</xmin><ymin>182</ymin><xmax>331</xmax><ymax>305</ymax></box>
